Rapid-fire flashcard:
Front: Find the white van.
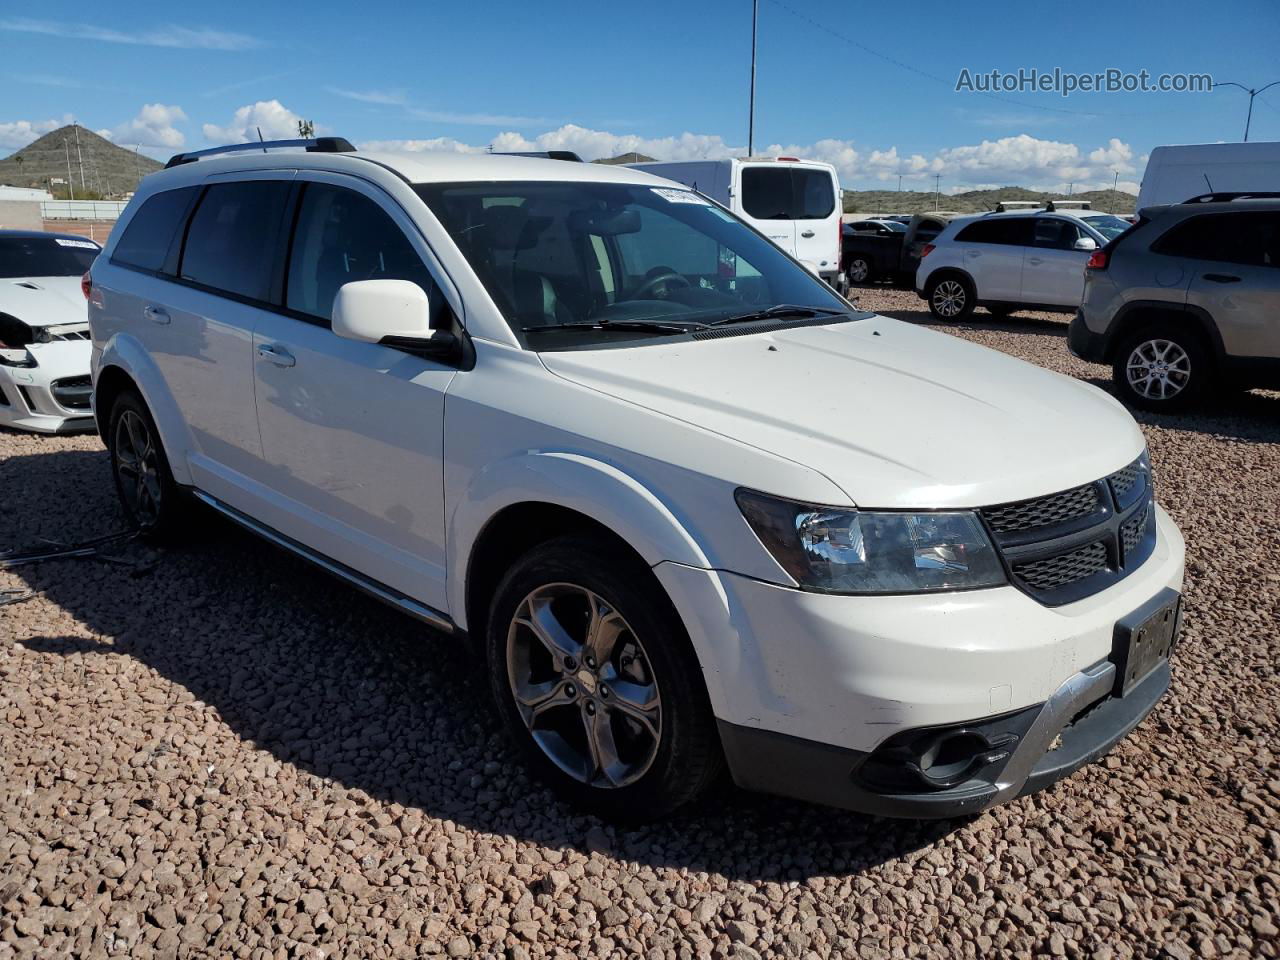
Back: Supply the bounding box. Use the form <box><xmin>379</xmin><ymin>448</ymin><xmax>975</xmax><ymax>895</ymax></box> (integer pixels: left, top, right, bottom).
<box><xmin>1136</xmin><ymin>141</ymin><xmax>1280</xmax><ymax>209</ymax></box>
<box><xmin>630</xmin><ymin>157</ymin><xmax>845</xmax><ymax>290</ymax></box>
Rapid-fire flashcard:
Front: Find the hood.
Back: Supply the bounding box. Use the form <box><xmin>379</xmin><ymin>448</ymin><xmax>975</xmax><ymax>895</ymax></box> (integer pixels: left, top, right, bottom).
<box><xmin>0</xmin><ymin>276</ymin><xmax>88</xmax><ymax>329</ymax></box>
<box><xmin>539</xmin><ymin>316</ymin><xmax>1145</xmax><ymax>508</ymax></box>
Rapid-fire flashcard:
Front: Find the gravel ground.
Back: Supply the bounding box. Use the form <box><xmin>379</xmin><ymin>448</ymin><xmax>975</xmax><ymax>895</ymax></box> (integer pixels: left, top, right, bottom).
<box><xmin>2</xmin><ymin>288</ymin><xmax>1278</xmax><ymax>960</ymax></box>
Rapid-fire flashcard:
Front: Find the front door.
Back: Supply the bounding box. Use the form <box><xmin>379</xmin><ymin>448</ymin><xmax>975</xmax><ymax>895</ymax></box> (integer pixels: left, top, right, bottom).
<box><xmin>251</xmin><ymin>176</ymin><xmax>458</xmax><ymax>611</ymax></box>
<box><xmin>1020</xmin><ymin>217</ymin><xmax>1091</xmax><ymax>307</ymax></box>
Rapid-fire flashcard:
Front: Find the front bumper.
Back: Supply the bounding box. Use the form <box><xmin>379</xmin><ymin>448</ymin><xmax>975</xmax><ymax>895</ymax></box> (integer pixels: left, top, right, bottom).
<box><xmin>654</xmin><ymin>504</ymin><xmax>1185</xmax><ymax>815</ymax></box>
<box><xmin>0</xmin><ymin>374</ymin><xmax>96</xmax><ymax>434</ymax></box>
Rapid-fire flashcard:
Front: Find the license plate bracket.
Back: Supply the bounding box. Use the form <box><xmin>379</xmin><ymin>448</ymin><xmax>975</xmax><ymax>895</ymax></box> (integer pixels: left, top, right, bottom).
<box><xmin>1111</xmin><ymin>588</ymin><xmax>1181</xmax><ymax>696</ymax></box>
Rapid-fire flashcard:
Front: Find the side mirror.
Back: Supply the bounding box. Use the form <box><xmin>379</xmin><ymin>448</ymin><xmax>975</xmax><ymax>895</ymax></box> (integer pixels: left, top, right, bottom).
<box><xmin>333</xmin><ymin>279</ymin><xmax>432</xmax><ymax>343</ymax></box>
<box><xmin>332</xmin><ymin>279</ymin><xmax>463</xmax><ymax>365</ymax></box>
<box><xmin>1073</xmin><ymin>236</ymin><xmax>1098</xmax><ymax>252</ymax></box>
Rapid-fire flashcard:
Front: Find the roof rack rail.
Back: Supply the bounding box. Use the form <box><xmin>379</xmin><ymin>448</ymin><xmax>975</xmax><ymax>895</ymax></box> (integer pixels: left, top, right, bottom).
<box><xmin>493</xmin><ymin>151</ymin><xmax>584</xmax><ymax>162</ymax></box>
<box><xmin>165</xmin><ymin>137</ymin><xmax>357</xmax><ymax>169</ymax></box>
<box><xmin>993</xmin><ymin>201</ymin><xmax>1043</xmax><ymax>213</ymax></box>
<box><xmin>1044</xmin><ymin>200</ymin><xmax>1091</xmax><ymax>211</ymax></box>
<box><xmin>1181</xmin><ymin>191</ymin><xmax>1280</xmax><ymax>204</ymax></box>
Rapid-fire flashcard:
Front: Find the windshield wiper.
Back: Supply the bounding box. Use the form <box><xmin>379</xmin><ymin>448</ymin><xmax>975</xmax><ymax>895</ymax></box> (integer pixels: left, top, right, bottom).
<box><xmin>708</xmin><ymin>304</ymin><xmax>849</xmax><ymax>327</ymax></box>
<box><xmin>521</xmin><ymin>318</ymin><xmax>704</xmax><ymax>335</ymax></box>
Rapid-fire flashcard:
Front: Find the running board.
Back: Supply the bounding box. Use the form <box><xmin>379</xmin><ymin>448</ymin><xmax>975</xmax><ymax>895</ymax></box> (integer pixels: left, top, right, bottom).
<box><xmin>192</xmin><ymin>491</ymin><xmax>455</xmax><ymax>634</ymax></box>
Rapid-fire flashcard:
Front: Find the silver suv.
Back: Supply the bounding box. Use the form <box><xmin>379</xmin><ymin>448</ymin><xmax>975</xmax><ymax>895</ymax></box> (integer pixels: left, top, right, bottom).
<box><xmin>1070</xmin><ymin>193</ymin><xmax>1280</xmax><ymax>411</ymax></box>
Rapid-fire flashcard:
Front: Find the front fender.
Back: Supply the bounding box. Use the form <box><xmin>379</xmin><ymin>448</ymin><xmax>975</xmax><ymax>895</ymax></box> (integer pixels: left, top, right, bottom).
<box><xmin>96</xmin><ymin>332</ymin><xmax>196</xmax><ymax>486</ymax></box>
<box><xmin>447</xmin><ymin>450</ymin><xmax>711</xmax><ymax>631</ymax></box>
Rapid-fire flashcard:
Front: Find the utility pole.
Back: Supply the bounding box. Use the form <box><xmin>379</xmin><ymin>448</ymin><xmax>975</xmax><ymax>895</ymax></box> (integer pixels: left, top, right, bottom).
<box><xmin>1214</xmin><ymin>79</ymin><xmax>1280</xmax><ymax>141</ymax></box>
<box><xmin>73</xmin><ymin>123</ymin><xmax>86</xmax><ymax>193</ymax></box>
<box><xmin>63</xmin><ymin>137</ymin><xmax>75</xmax><ymax>201</ymax></box>
<box><xmin>747</xmin><ymin>0</ymin><xmax>759</xmax><ymax>155</ymax></box>
<box><xmin>934</xmin><ymin>174</ymin><xmax>941</xmax><ymax>211</ymax></box>
<box><xmin>1112</xmin><ymin>170</ymin><xmax>1120</xmax><ymax>197</ymax></box>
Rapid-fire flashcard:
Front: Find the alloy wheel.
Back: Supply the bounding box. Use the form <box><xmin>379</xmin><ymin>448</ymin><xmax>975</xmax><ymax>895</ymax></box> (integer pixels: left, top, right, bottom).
<box><xmin>1126</xmin><ymin>338</ymin><xmax>1191</xmax><ymax>401</ymax></box>
<box><xmin>114</xmin><ymin>409</ymin><xmax>162</xmax><ymax>526</ymax></box>
<box><xmin>506</xmin><ymin>583</ymin><xmax>662</xmax><ymax>789</ymax></box>
<box><xmin>931</xmin><ymin>280</ymin><xmax>966</xmax><ymax>317</ymax></box>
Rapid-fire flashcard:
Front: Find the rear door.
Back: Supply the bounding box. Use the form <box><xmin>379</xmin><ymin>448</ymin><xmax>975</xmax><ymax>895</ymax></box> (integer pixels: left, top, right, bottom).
<box><xmin>159</xmin><ymin>174</ymin><xmax>293</xmax><ymax>504</ymax></box>
<box><xmin>1021</xmin><ymin>217</ymin><xmax>1091</xmax><ymax>306</ymax></box>
<box><xmin>953</xmin><ymin>217</ymin><xmax>1031</xmax><ymax>301</ymax></box>
<box><xmin>790</xmin><ymin>165</ymin><xmax>840</xmax><ymax>273</ymax></box>
<box><xmin>250</xmin><ymin>173</ymin><xmax>458</xmax><ymax>610</ymax></box>
<box><xmin>737</xmin><ymin>165</ymin><xmax>797</xmax><ymax>255</ymax></box>
<box><xmin>1180</xmin><ymin>211</ymin><xmax>1280</xmax><ymax>359</ymax></box>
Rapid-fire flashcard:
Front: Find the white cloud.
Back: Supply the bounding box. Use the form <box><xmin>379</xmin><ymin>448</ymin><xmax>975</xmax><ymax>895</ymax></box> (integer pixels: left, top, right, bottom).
<box><xmin>0</xmin><ymin>17</ymin><xmax>261</xmax><ymax>50</ymax></box>
<box><xmin>329</xmin><ymin>87</ymin><xmax>408</xmax><ymax>106</ymax></box>
<box><xmin>0</xmin><ymin>116</ymin><xmax>69</xmax><ymax>151</ymax></box>
<box><xmin>360</xmin><ymin>123</ymin><xmax>1138</xmax><ymax>192</ymax></box>
<box><xmin>104</xmin><ymin>103</ymin><xmax>187</xmax><ymax>149</ymax></box>
<box><xmin>202</xmin><ymin>100</ymin><xmax>312</xmax><ymax>143</ymax></box>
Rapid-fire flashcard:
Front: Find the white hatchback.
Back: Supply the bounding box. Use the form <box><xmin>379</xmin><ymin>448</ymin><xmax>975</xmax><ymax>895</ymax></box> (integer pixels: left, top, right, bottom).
<box><xmin>88</xmin><ymin>140</ymin><xmax>1184</xmax><ymax>820</ymax></box>
<box><xmin>916</xmin><ymin>207</ymin><xmax>1131</xmax><ymax>321</ymax></box>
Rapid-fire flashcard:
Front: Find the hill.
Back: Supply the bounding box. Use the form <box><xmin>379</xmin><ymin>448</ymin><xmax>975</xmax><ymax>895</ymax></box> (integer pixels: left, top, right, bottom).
<box><xmin>594</xmin><ymin>152</ymin><xmax>656</xmax><ymax>165</ymax></box>
<box><xmin>843</xmin><ymin>186</ymin><xmax>1136</xmax><ymax>216</ymax></box>
<box><xmin>0</xmin><ymin>124</ymin><xmax>162</xmax><ymax>199</ymax></box>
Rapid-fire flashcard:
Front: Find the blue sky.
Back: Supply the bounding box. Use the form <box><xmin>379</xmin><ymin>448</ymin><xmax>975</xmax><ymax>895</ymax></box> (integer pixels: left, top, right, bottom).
<box><xmin>3</xmin><ymin>0</ymin><xmax>1279</xmax><ymax>192</ymax></box>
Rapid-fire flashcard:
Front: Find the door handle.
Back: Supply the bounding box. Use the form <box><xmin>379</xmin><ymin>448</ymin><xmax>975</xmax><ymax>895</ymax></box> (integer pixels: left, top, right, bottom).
<box><xmin>800</xmin><ymin>229</ymin><xmax>815</xmax><ymax>238</ymax></box>
<box><xmin>257</xmin><ymin>343</ymin><xmax>296</xmax><ymax>368</ymax></box>
<box><xmin>143</xmin><ymin>305</ymin><xmax>170</xmax><ymax>325</ymax></box>
<box><xmin>1027</xmin><ymin>257</ymin><xmax>1044</xmax><ymax>265</ymax></box>
<box><xmin>1203</xmin><ymin>273</ymin><xmax>1241</xmax><ymax>283</ymax></box>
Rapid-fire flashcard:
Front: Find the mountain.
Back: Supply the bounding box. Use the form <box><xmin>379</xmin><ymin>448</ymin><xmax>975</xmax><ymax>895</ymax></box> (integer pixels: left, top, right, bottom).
<box><xmin>842</xmin><ymin>186</ymin><xmax>1137</xmax><ymax>216</ymax></box>
<box><xmin>595</xmin><ymin>152</ymin><xmax>656</xmax><ymax>165</ymax></box>
<box><xmin>0</xmin><ymin>124</ymin><xmax>163</xmax><ymax>198</ymax></box>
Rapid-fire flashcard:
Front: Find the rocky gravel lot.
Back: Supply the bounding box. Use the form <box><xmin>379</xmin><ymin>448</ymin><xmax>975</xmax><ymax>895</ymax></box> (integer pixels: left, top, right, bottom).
<box><xmin>2</xmin><ymin>287</ymin><xmax>1278</xmax><ymax>959</ymax></box>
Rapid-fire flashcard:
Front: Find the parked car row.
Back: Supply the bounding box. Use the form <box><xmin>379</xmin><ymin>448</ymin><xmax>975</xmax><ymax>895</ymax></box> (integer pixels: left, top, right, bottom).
<box><xmin>841</xmin><ymin>211</ymin><xmax>964</xmax><ymax>286</ymax></box>
<box><xmin>64</xmin><ymin>137</ymin><xmax>1186</xmax><ymax>821</ymax></box>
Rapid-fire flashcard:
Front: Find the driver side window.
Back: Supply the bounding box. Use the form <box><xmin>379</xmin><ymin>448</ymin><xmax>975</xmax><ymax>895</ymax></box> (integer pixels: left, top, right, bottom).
<box><xmin>287</xmin><ymin>183</ymin><xmax>437</xmax><ymax>325</ymax></box>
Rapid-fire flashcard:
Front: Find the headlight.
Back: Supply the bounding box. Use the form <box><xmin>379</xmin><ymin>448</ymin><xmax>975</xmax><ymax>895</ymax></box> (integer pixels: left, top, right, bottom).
<box><xmin>736</xmin><ymin>490</ymin><xmax>1007</xmax><ymax>594</ymax></box>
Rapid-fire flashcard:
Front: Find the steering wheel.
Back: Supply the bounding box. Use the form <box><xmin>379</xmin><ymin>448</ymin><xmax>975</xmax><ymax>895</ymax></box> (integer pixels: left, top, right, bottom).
<box><xmin>629</xmin><ymin>269</ymin><xmax>692</xmax><ymax>300</ymax></box>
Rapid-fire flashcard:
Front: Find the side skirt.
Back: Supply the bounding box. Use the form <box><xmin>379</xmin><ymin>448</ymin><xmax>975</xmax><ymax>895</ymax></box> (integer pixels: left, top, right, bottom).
<box><xmin>192</xmin><ymin>490</ymin><xmax>456</xmax><ymax>635</ymax></box>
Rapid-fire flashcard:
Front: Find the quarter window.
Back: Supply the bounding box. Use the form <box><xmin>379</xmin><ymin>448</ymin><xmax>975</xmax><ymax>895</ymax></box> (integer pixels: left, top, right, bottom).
<box><xmin>285</xmin><ymin>183</ymin><xmax>437</xmax><ymax>323</ymax></box>
<box><xmin>180</xmin><ymin>181</ymin><xmax>291</xmax><ymax>302</ymax></box>
<box><xmin>112</xmin><ymin>187</ymin><xmax>197</xmax><ymax>273</ymax></box>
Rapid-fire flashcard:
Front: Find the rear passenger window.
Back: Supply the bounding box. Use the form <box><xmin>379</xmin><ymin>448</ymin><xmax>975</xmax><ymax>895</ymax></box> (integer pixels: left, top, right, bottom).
<box><xmin>1154</xmin><ymin>212</ymin><xmax>1280</xmax><ymax>267</ymax></box>
<box><xmin>954</xmin><ymin>218</ymin><xmax>1032</xmax><ymax>245</ymax></box>
<box><xmin>180</xmin><ymin>181</ymin><xmax>291</xmax><ymax>302</ymax></box>
<box><xmin>112</xmin><ymin>187</ymin><xmax>197</xmax><ymax>273</ymax></box>
<box><xmin>286</xmin><ymin>183</ymin><xmax>436</xmax><ymax>323</ymax></box>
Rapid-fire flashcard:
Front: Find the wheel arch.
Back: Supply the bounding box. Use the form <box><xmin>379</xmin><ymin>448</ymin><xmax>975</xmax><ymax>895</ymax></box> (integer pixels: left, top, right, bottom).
<box><xmin>1104</xmin><ymin>301</ymin><xmax>1224</xmax><ymax>364</ymax></box>
<box><xmin>924</xmin><ymin>266</ymin><xmax>976</xmax><ymax>296</ymax></box>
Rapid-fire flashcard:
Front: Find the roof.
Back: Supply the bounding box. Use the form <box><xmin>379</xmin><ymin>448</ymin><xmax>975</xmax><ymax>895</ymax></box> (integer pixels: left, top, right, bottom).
<box><xmin>0</xmin><ymin>228</ymin><xmax>100</xmax><ymax>245</ymax></box>
<box><xmin>146</xmin><ymin>149</ymin><xmax>676</xmax><ymax>189</ymax></box>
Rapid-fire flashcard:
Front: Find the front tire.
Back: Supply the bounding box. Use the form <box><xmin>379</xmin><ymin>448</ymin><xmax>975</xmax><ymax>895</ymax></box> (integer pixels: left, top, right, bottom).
<box><xmin>1111</xmin><ymin>326</ymin><xmax>1212</xmax><ymax>412</ymax></box>
<box><xmin>485</xmin><ymin>535</ymin><xmax>722</xmax><ymax>821</ymax></box>
<box><xmin>847</xmin><ymin>255</ymin><xmax>874</xmax><ymax>285</ymax></box>
<box><xmin>926</xmin><ymin>274</ymin><xmax>975</xmax><ymax>321</ymax></box>
<box><xmin>107</xmin><ymin>389</ymin><xmax>189</xmax><ymax>541</ymax></box>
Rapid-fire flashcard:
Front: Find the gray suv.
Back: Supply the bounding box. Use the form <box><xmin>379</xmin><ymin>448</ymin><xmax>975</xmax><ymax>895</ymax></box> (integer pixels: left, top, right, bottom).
<box><xmin>1069</xmin><ymin>194</ymin><xmax>1280</xmax><ymax>411</ymax></box>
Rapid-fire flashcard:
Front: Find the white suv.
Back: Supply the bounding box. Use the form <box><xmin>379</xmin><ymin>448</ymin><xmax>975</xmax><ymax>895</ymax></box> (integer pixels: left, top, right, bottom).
<box><xmin>87</xmin><ymin>139</ymin><xmax>1185</xmax><ymax>820</ymax></box>
<box><xmin>917</xmin><ymin>204</ymin><xmax>1132</xmax><ymax>321</ymax></box>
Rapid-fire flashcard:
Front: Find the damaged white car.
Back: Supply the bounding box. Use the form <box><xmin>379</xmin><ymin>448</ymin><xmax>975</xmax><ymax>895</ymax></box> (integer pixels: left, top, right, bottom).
<box><xmin>0</xmin><ymin>230</ymin><xmax>99</xmax><ymax>434</ymax></box>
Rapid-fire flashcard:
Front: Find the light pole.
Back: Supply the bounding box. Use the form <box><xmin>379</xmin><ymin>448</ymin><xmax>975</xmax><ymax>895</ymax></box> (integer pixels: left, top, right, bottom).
<box><xmin>1112</xmin><ymin>170</ymin><xmax>1120</xmax><ymax>196</ymax></box>
<box><xmin>933</xmin><ymin>174</ymin><xmax>941</xmax><ymax>211</ymax></box>
<box><xmin>1213</xmin><ymin>79</ymin><xmax>1280</xmax><ymax>141</ymax></box>
<box><xmin>748</xmin><ymin>0</ymin><xmax>758</xmax><ymax>155</ymax></box>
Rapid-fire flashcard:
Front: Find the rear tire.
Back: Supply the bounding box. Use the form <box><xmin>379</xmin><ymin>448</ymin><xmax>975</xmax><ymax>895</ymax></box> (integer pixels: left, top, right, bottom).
<box><xmin>926</xmin><ymin>274</ymin><xmax>975</xmax><ymax>321</ymax></box>
<box><xmin>485</xmin><ymin>535</ymin><xmax>722</xmax><ymax>821</ymax></box>
<box><xmin>1111</xmin><ymin>325</ymin><xmax>1213</xmax><ymax>412</ymax></box>
<box><xmin>106</xmin><ymin>389</ymin><xmax>190</xmax><ymax>541</ymax></box>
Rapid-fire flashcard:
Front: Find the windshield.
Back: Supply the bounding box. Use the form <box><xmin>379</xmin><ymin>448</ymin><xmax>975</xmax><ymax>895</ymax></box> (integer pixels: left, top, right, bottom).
<box><xmin>415</xmin><ymin>181</ymin><xmax>852</xmax><ymax>349</ymax></box>
<box><xmin>741</xmin><ymin>167</ymin><xmax>836</xmax><ymax>220</ymax></box>
<box><xmin>0</xmin><ymin>236</ymin><xmax>100</xmax><ymax>278</ymax></box>
<box><xmin>1081</xmin><ymin>215</ymin><xmax>1131</xmax><ymax>241</ymax></box>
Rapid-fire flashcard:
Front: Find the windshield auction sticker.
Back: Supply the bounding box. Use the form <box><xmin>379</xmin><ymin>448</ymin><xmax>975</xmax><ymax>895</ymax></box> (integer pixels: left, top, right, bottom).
<box><xmin>651</xmin><ymin>188</ymin><xmax>709</xmax><ymax>204</ymax></box>
<box><xmin>54</xmin><ymin>238</ymin><xmax>100</xmax><ymax>249</ymax></box>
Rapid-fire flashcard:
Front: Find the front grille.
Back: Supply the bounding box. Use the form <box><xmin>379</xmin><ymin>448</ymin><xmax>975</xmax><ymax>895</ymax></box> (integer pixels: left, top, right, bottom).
<box><xmin>51</xmin><ymin>375</ymin><xmax>92</xmax><ymax>410</ymax></box>
<box><xmin>984</xmin><ymin>483</ymin><xmax>1099</xmax><ymax>534</ymax></box>
<box><xmin>1013</xmin><ymin>540</ymin><xmax>1108</xmax><ymax>591</ymax></box>
<box><xmin>981</xmin><ymin>454</ymin><xmax>1155</xmax><ymax>606</ymax></box>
